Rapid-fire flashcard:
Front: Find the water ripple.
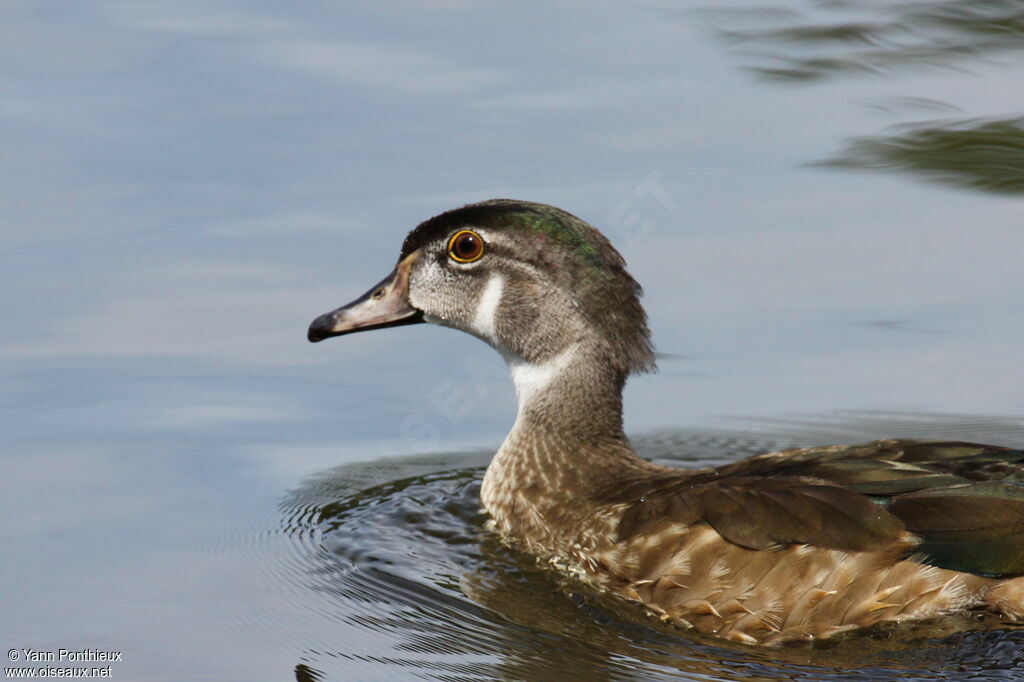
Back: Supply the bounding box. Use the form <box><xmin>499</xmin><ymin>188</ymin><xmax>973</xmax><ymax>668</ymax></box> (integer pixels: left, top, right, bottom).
<box><xmin>256</xmin><ymin>417</ymin><xmax>1024</xmax><ymax>680</ymax></box>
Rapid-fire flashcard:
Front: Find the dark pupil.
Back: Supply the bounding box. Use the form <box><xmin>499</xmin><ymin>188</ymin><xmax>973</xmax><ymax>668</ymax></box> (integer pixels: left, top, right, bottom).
<box><xmin>456</xmin><ymin>234</ymin><xmax>478</xmax><ymax>258</ymax></box>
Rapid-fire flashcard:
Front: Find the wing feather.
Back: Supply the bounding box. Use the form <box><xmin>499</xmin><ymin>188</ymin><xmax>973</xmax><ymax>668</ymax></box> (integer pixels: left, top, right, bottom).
<box><xmin>612</xmin><ymin>440</ymin><xmax>1024</xmax><ymax>575</ymax></box>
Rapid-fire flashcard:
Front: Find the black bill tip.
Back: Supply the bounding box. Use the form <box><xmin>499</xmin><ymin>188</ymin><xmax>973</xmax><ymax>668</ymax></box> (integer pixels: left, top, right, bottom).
<box><xmin>307</xmin><ymin>312</ymin><xmax>339</xmax><ymax>343</ymax></box>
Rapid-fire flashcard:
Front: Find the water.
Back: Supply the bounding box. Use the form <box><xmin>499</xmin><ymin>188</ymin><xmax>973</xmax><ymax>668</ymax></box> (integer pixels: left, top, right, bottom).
<box><xmin>276</xmin><ymin>417</ymin><xmax>1024</xmax><ymax>681</ymax></box>
<box><xmin>3</xmin><ymin>1</ymin><xmax>1024</xmax><ymax>680</ymax></box>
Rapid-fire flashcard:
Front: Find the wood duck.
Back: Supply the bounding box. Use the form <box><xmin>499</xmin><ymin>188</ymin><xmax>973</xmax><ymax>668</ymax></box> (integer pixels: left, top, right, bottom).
<box><xmin>308</xmin><ymin>199</ymin><xmax>1024</xmax><ymax>645</ymax></box>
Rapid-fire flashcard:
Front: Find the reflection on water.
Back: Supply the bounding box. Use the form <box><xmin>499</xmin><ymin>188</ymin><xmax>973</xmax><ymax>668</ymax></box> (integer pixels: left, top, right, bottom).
<box><xmin>709</xmin><ymin>0</ymin><xmax>1024</xmax><ymax>82</ymax></box>
<box><xmin>275</xmin><ymin>415</ymin><xmax>1024</xmax><ymax>681</ymax></box>
<box><xmin>706</xmin><ymin>0</ymin><xmax>1024</xmax><ymax>195</ymax></box>
<box><xmin>861</xmin><ymin>319</ymin><xmax>946</xmax><ymax>334</ymax></box>
<box><xmin>818</xmin><ymin>116</ymin><xmax>1024</xmax><ymax>194</ymax></box>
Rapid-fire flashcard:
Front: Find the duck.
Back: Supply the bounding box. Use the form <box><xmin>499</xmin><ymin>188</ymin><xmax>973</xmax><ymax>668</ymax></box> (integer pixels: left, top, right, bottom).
<box><xmin>307</xmin><ymin>199</ymin><xmax>1024</xmax><ymax>645</ymax></box>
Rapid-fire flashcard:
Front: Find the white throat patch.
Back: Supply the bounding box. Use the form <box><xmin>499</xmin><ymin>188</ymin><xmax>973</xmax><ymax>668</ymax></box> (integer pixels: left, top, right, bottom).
<box><xmin>472</xmin><ymin>272</ymin><xmax>504</xmax><ymax>340</ymax></box>
<box><xmin>508</xmin><ymin>345</ymin><xmax>576</xmax><ymax>410</ymax></box>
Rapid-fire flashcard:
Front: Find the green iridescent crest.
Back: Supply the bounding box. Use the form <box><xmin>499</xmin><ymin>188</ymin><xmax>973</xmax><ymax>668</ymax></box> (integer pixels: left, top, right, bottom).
<box><xmin>513</xmin><ymin>210</ymin><xmax>606</xmax><ymax>268</ymax></box>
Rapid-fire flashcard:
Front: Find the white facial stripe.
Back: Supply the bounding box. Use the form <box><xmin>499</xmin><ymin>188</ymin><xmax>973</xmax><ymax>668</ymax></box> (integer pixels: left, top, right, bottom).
<box><xmin>508</xmin><ymin>345</ymin><xmax>576</xmax><ymax>409</ymax></box>
<box><xmin>472</xmin><ymin>272</ymin><xmax>504</xmax><ymax>339</ymax></box>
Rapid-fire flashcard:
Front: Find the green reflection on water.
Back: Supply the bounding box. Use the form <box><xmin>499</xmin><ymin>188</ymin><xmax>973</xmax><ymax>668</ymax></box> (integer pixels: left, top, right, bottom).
<box><xmin>703</xmin><ymin>1</ymin><xmax>1024</xmax><ymax>194</ymax></box>
<box><xmin>817</xmin><ymin>116</ymin><xmax>1024</xmax><ymax>194</ymax></box>
<box><xmin>710</xmin><ymin>0</ymin><xmax>1024</xmax><ymax>82</ymax></box>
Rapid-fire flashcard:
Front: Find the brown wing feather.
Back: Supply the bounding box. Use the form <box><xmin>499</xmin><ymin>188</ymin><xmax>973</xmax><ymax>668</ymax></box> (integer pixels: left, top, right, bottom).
<box><xmin>616</xmin><ymin>475</ymin><xmax>906</xmax><ymax>551</ymax></box>
<box><xmin>614</xmin><ymin>438</ymin><xmax>1024</xmax><ymax>561</ymax></box>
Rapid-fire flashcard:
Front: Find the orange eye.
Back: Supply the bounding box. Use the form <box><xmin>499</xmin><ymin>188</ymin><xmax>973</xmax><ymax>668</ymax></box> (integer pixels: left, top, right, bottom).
<box><xmin>447</xmin><ymin>229</ymin><xmax>485</xmax><ymax>263</ymax></box>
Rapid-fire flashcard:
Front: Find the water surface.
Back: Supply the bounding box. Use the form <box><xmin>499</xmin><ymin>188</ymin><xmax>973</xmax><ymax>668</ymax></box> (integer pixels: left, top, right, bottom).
<box><xmin>277</xmin><ymin>416</ymin><xmax>1024</xmax><ymax>681</ymax></box>
<box><xmin>3</xmin><ymin>1</ymin><xmax>1024</xmax><ymax>679</ymax></box>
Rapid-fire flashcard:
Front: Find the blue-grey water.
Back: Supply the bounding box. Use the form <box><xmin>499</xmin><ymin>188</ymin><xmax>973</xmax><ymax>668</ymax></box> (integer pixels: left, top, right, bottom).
<box><xmin>3</xmin><ymin>1</ymin><xmax>1024</xmax><ymax>680</ymax></box>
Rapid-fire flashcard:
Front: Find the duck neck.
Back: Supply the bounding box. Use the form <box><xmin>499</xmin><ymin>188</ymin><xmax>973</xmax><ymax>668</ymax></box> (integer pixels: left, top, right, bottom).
<box><xmin>481</xmin><ymin>342</ymin><xmax>649</xmax><ymax>541</ymax></box>
<box><xmin>508</xmin><ymin>344</ymin><xmax>626</xmax><ymax>443</ymax></box>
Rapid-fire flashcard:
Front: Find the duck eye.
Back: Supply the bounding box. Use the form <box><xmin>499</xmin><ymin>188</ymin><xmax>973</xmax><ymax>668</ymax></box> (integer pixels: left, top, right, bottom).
<box><xmin>447</xmin><ymin>229</ymin><xmax>485</xmax><ymax>263</ymax></box>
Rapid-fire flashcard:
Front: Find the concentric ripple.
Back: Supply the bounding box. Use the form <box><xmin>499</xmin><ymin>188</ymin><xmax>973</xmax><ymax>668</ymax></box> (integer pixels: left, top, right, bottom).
<box><xmin>269</xmin><ymin>414</ymin><xmax>1024</xmax><ymax>680</ymax></box>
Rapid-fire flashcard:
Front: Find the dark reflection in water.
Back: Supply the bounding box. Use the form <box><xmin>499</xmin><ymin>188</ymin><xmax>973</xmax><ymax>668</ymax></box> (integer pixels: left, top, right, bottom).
<box><xmin>706</xmin><ymin>0</ymin><xmax>1024</xmax><ymax>82</ymax></box>
<box><xmin>703</xmin><ymin>1</ymin><xmax>1024</xmax><ymax>196</ymax></box>
<box><xmin>277</xmin><ymin>414</ymin><xmax>1024</xmax><ymax>681</ymax></box>
<box><xmin>817</xmin><ymin>116</ymin><xmax>1024</xmax><ymax>194</ymax></box>
<box><xmin>861</xmin><ymin>319</ymin><xmax>946</xmax><ymax>334</ymax></box>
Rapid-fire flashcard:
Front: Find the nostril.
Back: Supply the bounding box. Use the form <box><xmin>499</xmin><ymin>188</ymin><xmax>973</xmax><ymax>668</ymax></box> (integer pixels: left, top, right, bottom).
<box><xmin>371</xmin><ymin>287</ymin><xmax>385</xmax><ymax>300</ymax></box>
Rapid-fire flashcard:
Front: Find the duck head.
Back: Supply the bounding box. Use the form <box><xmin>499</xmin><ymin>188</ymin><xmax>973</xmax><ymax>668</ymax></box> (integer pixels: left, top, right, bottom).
<box><xmin>308</xmin><ymin>199</ymin><xmax>654</xmax><ymax>377</ymax></box>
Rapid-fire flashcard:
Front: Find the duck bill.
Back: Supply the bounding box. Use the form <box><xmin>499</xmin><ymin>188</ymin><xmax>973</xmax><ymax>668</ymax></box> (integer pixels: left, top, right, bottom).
<box><xmin>307</xmin><ymin>252</ymin><xmax>424</xmax><ymax>342</ymax></box>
